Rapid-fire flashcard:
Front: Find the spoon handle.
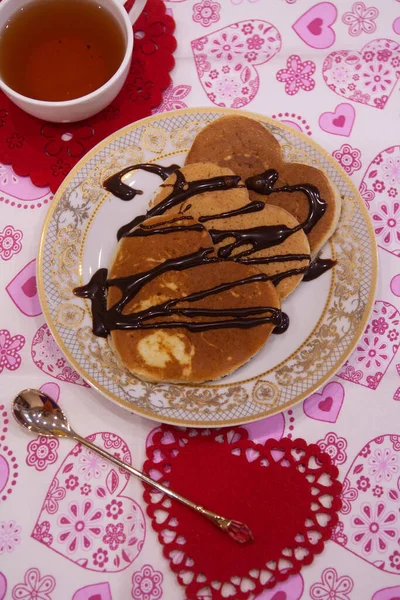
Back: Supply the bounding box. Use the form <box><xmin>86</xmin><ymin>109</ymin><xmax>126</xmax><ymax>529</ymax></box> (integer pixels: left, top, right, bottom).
<box><xmin>72</xmin><ymin>433</ymin><xmax>252</xmax><ymax>543</ymax></box>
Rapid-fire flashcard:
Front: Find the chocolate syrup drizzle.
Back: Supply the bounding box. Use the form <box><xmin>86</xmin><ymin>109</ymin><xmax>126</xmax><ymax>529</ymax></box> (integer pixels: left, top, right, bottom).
<box><xmin>103</xmin><ymin>163</ymin><xmax>180</xmax><ymax>201</ymax></box>
<box><xmin>74</xmin><ymin>247</ymin><xmax>289</xmax><ymax>338</ymax></box>
<box><xmin>77</xmin><ymin>163</ymin><xmax>336</xmax><ymax>338</ymax></box>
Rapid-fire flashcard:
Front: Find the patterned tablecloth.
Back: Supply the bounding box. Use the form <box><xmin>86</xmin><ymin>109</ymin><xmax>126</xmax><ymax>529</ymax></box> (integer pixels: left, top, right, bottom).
<box><xmin>1</xmin><ymin>1</ymin><xmax>400</xmax><ymax>599</ymax></box>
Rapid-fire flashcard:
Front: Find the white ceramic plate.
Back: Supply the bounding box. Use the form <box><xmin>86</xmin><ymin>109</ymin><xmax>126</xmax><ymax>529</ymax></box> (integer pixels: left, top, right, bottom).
<box><xmin>38</xmin><ymin>108</ymin><xmax>377</xmax><ymax>426</ymax></box>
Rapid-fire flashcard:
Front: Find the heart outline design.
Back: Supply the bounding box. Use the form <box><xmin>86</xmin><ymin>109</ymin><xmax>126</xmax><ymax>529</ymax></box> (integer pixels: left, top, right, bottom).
<box><xmin>32</xmin><ymin>432</ymin><xmax>146</xmax><ymax>572</ymax></box>
<box><xmin>335</xmin><ymin>434</ymin><xmax>400</xmax><ymax>574</ymax></box>
<box><xmin>337</xmin><ymin>301</ymin><xmax>400</xmax><ymax>390</ymax></box>
<box><xmin>322</xmin><ymin>38</ymin><xmax>400</xmax><ymax>109</ymax></box>
<box><xmin>191</xmin><ymin>20</ymin><xmax>281</xmax><ymax>108</ymax></box>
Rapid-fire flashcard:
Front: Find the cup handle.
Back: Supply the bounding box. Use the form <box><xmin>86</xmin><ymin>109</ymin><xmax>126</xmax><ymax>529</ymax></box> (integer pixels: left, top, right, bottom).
<box><xmin>117</xmin><ymin>0</ymin><xmax>147</xmax><ymax>25</ymax></box>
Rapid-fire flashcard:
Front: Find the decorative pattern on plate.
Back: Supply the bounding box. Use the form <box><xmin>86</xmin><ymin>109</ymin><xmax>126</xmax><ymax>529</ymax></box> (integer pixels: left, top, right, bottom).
<box><xmin>38</xmin><ymin>108</ymin><xmax>377</xmax><ymax>426</ymax></box>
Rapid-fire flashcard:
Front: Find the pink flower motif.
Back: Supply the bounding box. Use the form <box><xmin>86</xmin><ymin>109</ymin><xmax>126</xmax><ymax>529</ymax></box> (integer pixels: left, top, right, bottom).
<box><xmin>102</xmin><ymin>432</ymin><xmax>122</xmax><ymax>450</ymax></box>
<box><xmin>0</xmin><ymin>225</ymin><xmax>23</xmax><ymax>261</ymax></box>
<box><xmin>372</xmin><ymin>180</ymin><xmax>385</xmax><ymax>193</ymax></box>
<box><xmin>372</xmin><ymin>316</ymin><xmax>389</xmax><ymax>334</ymax></box>
<box><xmin>363</xmin><ymin>62</ymin><xmax>393</xmax><ymax>94</ymax></box>
<box><xmin>276</xmin><ymin>55</ymin><xmax>316</xmax><ymax>96</ymax></box>
<box><xmin>247</xmin><ymin>34</ymin><xmax>264</xmax><ymax>51</ymax></box>
<box><xmin>241</xmin><ymin>23</ymin><xmax>254</xmax><ymax>35</ymax></box>
<box><xmin>389</xmin><ymin>187</ymin><xmax>398</xmax><ymax>198</ymax></box>
<box><xmin>209</xmin><ymin>69</ymin><xmax>219</xmax><ymax>79</ymax></box>
<box><xmin>32</xmin><ymin>521</ymin><xmax>53</xmax><ymax>546</ymax></box>
<box><xmin>132</xmin><ymin>564</ymin><xmax>163</xmax><ymax>600</ymax></box>
<box><xmin>332</xmin><ymin>144</ymin><xmax>362</xmax><ymax>176</ymax></box>
<box><xmin>377</xmin><ymin>49</ymin><xmax>392</xmax><ymax>62</ymax></box>
<box><xmin>102</xmin><ymin>522</ymin><xmax>126</xmax><ymax>551</ymax></box>
<box><xmin>352</xmin><ymin>501</ymin><xmax>397</xmax><ymax>555</ymax></box>
<box><xmin>210</xmin><ymin>31</ymin><xmax>244</xmax><ymax>61</ymax></box>
<box><xmin>372</xmin><ymin>485</ymin><xmax>384</xmax><ymax>497</ymax></box>
<box><xmin>388</xmin><ymin>328</ymin><xmax>399</xmax><ymax>341</ymax></box>
<box><xmin>106</xmin><ymin>499</ymin><xmax>123</xmax><ymax>520</ymax></box>
<box><xmin>342</xmin><ymin>2</ymin><xmax>378</xmax><ymax>36</ymax></box>
<box><xmin>390</xmin><ymin>550</ymin><xmax>400</xmax><ymax>571</ymax></box>
<box><xmin>58</xmin><ymin>501</ymin><xmax>103</xmax><ymax>554</ymax></box>
<box><xmin>155</xmin><ymin>84</ymin><xmax>191</xmax><ymax>114</ymax></box>
<box><xmin>371</xmin><ymin>202</ymin><xmax>400</xmax><ymax>246</ymax></box>
<box><xmin>368</xmin><ymin>447</ymin><xmax>399</xmax><ymax>482</ymax></box>
<box><xmin>310</xmin><ymin>567</ymin><xmax>353</xmax><ymax>600</ymax></box>
<box><xmin>0</xmin><ymin>329</ymin><xmax>25</xmax><ymax>374</ymax></box>
<box><xmin>355</xmin><ymin>334</ymin><xmax>389</xmax><ymax>370</ymax></box>
<box><xmin>350</xmin><ymin>89</ymin><xmax>370</xmax><ymax>104</ymax></box>
<box><xmin>191</xmin><ymin>36</ymin><xmax>208</xmax><ymax>52</ymax></box>
<box><xmin>194</xmin><ymin>53</ymin><xmax>210</xmax><ymax>77</ymax></box>
<box><xmin>193</xmin><ymin>0</ymin><xmax>220</xmax><ymax>27</ymax></box>
<box><xmin>356</xmin><ymin>475</ymin><xmax>371</xmax><ymax>492</ymax></box>
<box><xmin>338</xmin><ymin>364</ymin><xmax>363</xmax><ymax>383</ymax></box>
<box><xmin>216</xmin><ymin>76</ymin><xmax>240</xmax><ymax>100</ymax></box>
<box><xmin>79</xmin><ymin>447</ymin><xmax>108</xmax><ymax>481</ymax></box>
<box><xmin>43</xmin><ymin>477</ymin><xmax>66</xmax><ymax>515</ymax></box>
<box><xmin>93</xmin><ymin>547</ymin><xmax>109</xmax><ymax>569</ymax></box>
<box><xmin>374</xmin><ymin>153</ymin><xmax>383</xmax><ymax>165</ymax></box>
<box><xmin>331</xmin><ymin>521</ymin><xmax>348</xmax><ymax>546</ymax></box>
<box><xmin>12</xmin><ymin>568</ymin><xmax>56</xmax><ymax>600</ymax></box>
<box><xmin>65</xmin><ymin>475</ymin><xmax>79</xmax><ymax>490</ymax></box>
<box><xmin>382</xmin><ymin>156</ymin><xmax>400</xmax><ymax>185</ymax></box>
<box><xmin>317</xmin><ymin>432</ymin><xmax>347</xmax><ymax>466</ymax></box>
<box><xmin>360</xmin><ymin>443</ymin><xmax>371</xmax><ymax>457</ymax></box>
<box><xmin>244</xmin><ymin>51</ymin><xmax>258</xmax><ymax>62</ymax></box>
<box><xmin>222</xmin><ymin>65</ymin><xmax>230</xmax><ymax>74</ymax></box>
<box><xmin>0</xmin><ymin>520</ymin><xmax>21</xmax><ymax>554</ymax></box>
<box><xmin>340</xmin><ymin>478</ymin><xmax>358</xmax><ymax>514</ymax></box>
<box><xmin>26</xmin><ymin>436</ymin><xmax>59</xmax><ymax>471</ymax></box>
<box><xmin>80</xmin><ymin>483</ymin><xmax>91</xmax><ymax>496</ymax></box>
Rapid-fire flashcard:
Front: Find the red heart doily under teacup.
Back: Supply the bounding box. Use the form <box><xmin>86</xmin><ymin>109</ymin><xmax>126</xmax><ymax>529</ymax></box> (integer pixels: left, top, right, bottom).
<box><xmin>144</xmin><ymin>427</ymin><xmax>342</xmax><ymax>600</ymax></box>
<box><xmin>0</xmin><ymin>0</ymin><xmax>176</xmax><ymax>193</ymax></box>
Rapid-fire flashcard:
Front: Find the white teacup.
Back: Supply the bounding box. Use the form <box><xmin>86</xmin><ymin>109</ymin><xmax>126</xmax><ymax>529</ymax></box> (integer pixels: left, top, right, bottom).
<box><xmin>0</xmin><ymin>0</ymin><xmax>146</xmax><ymax>123</ymax></box>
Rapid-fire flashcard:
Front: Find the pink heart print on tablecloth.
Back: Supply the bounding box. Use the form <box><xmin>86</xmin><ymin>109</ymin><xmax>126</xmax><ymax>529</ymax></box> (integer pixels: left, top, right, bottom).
<box><xmin>292</xmin><ymin>2</ymin><xmax>337</xmax><ymax>49</ymax></box>
<box><xmin>373</xmin><ymin>585</ymin><xmax>400</xmax><ymax>600</ymax></box>
<box><xmin>191</xmin><ymin>20</ymin><xmax>281</xmax><ymax>108</ymax></box>
<box><xmin>254</xmin><ymin>573</ymin><xmax>304</xmax><ymax>599</ymax></box>
<box><xmin>337</xmin><ymin>301</ymin><xmax>400</xmax><ymax>390</ymax></box>
<box><xmin>322</xmin><ymin>39</ymin><xmax>400</xmax><ymax>109</ymax></box>
<box><xmin>358</xmin><ymin>145</ymin><xmax>400</xmax><ymax>256</ymax></box>
<box><xmin>32</xmin><ymin>432</ymin><xmax>145</xmax><ymax>572</ymax></box>
<box><xmin>303</xmin><ymin>381</ymin><xmax>344</xmax><ymax>422</ymax></box>
<box><xmin>6</xmin><ymin>259</ymin><xmax>42</xmax><ymax>317</ymax></box>
<box><xmin>72</xmin><ymin>581</ymin><xmax>112</xmax><ymax>600</ymax></box>
<box><xmin>334</xmin><ymin>434</ymin><xmax>400</xmax><ymax>574</ymax></box>
<box><xmin>319</xmin><ymin>103</ymin><xmax>355</xmax><ymax>136</ymax></box>
<box><xmin>31</xmin><ymin>324</ymin><xmax>89</xmax><ymax>387</ymax></box>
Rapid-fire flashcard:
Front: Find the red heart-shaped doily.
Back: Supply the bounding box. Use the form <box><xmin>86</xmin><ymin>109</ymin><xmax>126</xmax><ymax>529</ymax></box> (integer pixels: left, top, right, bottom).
<box><xmin>143</xmin><ymin>427</ymin><xmax>342</xmax><ymax>600</ymax></box>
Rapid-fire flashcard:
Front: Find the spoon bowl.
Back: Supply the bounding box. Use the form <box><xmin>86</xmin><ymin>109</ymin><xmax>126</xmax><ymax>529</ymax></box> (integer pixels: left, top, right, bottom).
<box><xmin>13</xmin><ymin>388</ymin><xmax>74</xmax><ymax>438</ymax></box>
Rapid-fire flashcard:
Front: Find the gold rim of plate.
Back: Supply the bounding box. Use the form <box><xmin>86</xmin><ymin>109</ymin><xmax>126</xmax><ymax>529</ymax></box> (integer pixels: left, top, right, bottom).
<box><xmin>37</xmin><ymin>107</ymin><xmax>378</xmax><ymax>426</ymax></box>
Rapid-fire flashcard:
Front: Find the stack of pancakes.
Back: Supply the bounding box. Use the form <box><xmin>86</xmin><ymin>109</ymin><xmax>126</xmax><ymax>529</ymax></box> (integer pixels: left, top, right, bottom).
<box><xmin>107</xmin><ymin>116</ymin><xmax>341</xmax><ymax>384</ymax></box>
